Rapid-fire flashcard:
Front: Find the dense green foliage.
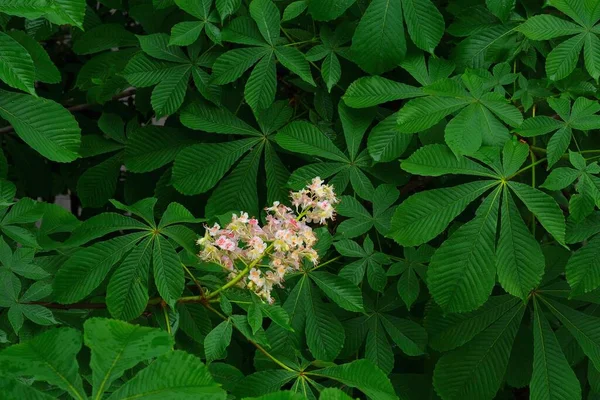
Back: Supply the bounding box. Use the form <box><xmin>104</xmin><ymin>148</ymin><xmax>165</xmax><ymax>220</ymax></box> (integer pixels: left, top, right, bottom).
<box><xmin>0</xmin><ymin>0</ymin><xmax>600</xmax><ymax>399</ymax></box>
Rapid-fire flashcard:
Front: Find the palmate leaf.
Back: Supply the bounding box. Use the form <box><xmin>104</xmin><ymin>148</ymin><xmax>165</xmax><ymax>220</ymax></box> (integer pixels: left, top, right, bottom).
<box><xmin>106</xmin><ymin>237</ymin><xmax>153</xmax><ymax>321</ymax></box>
<box><xmin>205</xmin><ymin>145</ymin><xmax>262</xmax><ymax>217</ymax></box>
<box><xmin>211</xmin><ymin>47</ymin><xmax>270</xmax><ymax>85</ymax></box>
<box><xmin>390</xmin><ymin>180</ymin><xmax>498</xmax><ymax>246</ymax></box>
<box><xmin>65</xmin><ymin>213</ymin><xmax>148</xmax><ymax>247</ymax></box>
<box><xmin>0</xmin><ymin>327</ymin><xmax>86</xmax><ymax>400</ymax></box>
<box><xmin>309</xmin><ymin>271</ymin><xmax>364</xmax><ymax>312</ymax></box>
<box><xmin>402</xmin><ymin>144</ymin><xmax>498</xmax><ymax>178</ymax></box>
<box><xmin>304</xmin><ymin>278</ymin><xmax>345</xmax><ymax>361</ymax></box>
<box><xmin>153</xmin><ymin>234</ymin><xmax>185</xmax><ymax>307</ymax></box>
<box><xmin>546</xmin><ymin>33</ymin><xmax>586</xmax><ymax>81</ymax></box>
<box><xmin>53</xmin><ymin>231</ymin><xmax>149</xmax><ymax>304</ymax></box>
<box><xmin>343</xmin><ymin>76</ymin><xmax>424</xmax><ymax>108</ymax></box>
<box><xmin>245</xmin><ymin>51</ymin><xmax>277</xmax><ymax>113</ymax></box>
<box><xmin>150</xmin><ymin>64</ymin><xmax>192</xmax><ymax>117</ymax></box>
<box><xmin>77</xmin><ymin>152</ymin><xmax>123</xmax><ymax>208</ymax></box>
<box><xmin>401</xmin><ymin>0</ymin><xmax>444</xmax><ymax>54</ymax></box>
<box><xmin>365</xmin><ymin>317</ymin><xmax>394</xmax><ymax>374</ymax></box>
<box><xmin>367</xmin><ymin>112</ymin><xmax>413</xmax><ymax>163</ymax></box>
<box><xmin>308</xmin><ymin>0</ymin><xmax>355</xmax><ymax>21</ymax></box>
<box><xmin>0</xmin><ymin>30</ymin><xmax>36</xmax><ymax>94</ymax></box>
<box><xmin>309</xmin><ymin>359</ymin><xmax>398</xmax><ymax>400</ymax></box>
<box><xmin>508</xmin><ymin>182</ymin><xmax>566</xmax><ymax>245</ymax></box>
<box><xmin>540</xmin><ymin>296</ymin><xmax>600</xmax><ymax>371</ymax></box>
<box><xmin>0</xmin><ymin>89</ymin><xmax>81</xmax><ymax>162</ymax></box>
<box><xmin>84</xmin><ymin>318</ymin><xmax>173</xmax><ymax>399</ymax></box>
<box><xmin>276</xmin><ymin>121</ymin><xmax>348</xmax><ymax>162</ymax></box>
<box><xmin>433</xmin><ymin>301</ymin><xmax>525</xmax><ymax>400</ymax></box>
<box><xmin>350</xmin><ymin>0</ymin><xmax>405</xmax><ymax>75</ymax></box>
<box><xmin>496</xmin><ymin>188</ymin><xmax>545</xmax><ymax>300</ymax></box>
<box><xmin>250</xmin><ymin>0</ymin><xmax>280</xmax><ymax>46</ymax></box>
<box><xmin>397</xmin><ymin>96</ymin><xmax>471</xmax><ymax>134</ymax></box>
<box><xmin>106</xmin><ymin>350</ymin><xmax>226</xmax><ymax>399</ymax></box>
<box><xmin>274</xmin><ymin>46</ymin><xmax>315</xmax><ymax>86</ymax></box>
<box><xmin>517</xmin><ymin>15</ymin><xmax>583</xmax><ymax>40</ymax></box>
<box><xmin>565</xmin><ymin>234</ymin><xmax>600</xmax><ymax>296</ymax></box>
<box><xmin>531</xmin><ymin>298</ymin><xmax>581</xmax><ymax>400</ymax></box>
<box><xmin>427</xmin><ymin>187</ymin><xmax>501</xmax><ymax>313</ymax></box>
<box><xmin>0</xmin><ymin>0</ymin><xmax>85</xmax><ymax>28</ymax></box>
<box><xmin>205</xmin><ymin>320</ymin><xmax>233</xmax><ymax>363</ymax></box>
<box><xmin>426</xmin><ymin>295</ymin><xmax>521</xmax><ymax>352</ymax></box>
<box><xmin>125</xmin><ymin>126</ymin><xmax>192</xmax><ymax>173</ymax></box>
<box><xmin>172</xmin><ymin>138</ymin><xmax>259</xmax><ymax>194</ymax></box>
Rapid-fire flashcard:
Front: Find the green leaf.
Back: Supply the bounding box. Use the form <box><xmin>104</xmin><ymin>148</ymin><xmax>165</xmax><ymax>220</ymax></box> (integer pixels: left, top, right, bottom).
<box><xmin>338</xmin><ymin>102</ymin><xmax>375</xmax><ymax>161</ymax></box>
<box><xmin>73</xmin><ymin>24</ymin><xmax>138</xmax><ymax>55</ymax></box>
<box><xmin>212</xmin><ymin>47</ymin><xmax>270</xmax><ymax>85</ymax></box>
<box><xmin>205</xmin><ymin>320</ymin><xmax>233</xmax><ymax>362</ymax></box>
<box><xmin>565</xmin><ymin>234</ymin><xmax>600</xmax><ymax>296</ymax></box>
<box><xmin>53</xmin><ymin>232</ymin><xmax>148</xmax><ymax>304</ymax></box>
<box><xmin>172</xmin><ymin>138</ymin><xmax>257</xmax><ymax>194</ymax></box>
<box><xmin>7</xmin><ymin>30</ymin><xmax>60</xmax><ymax>84</ymax></box>
<box><xmin>496</xmin><ymin>189</ymin><xmax>544</xmax><ymax>299</ymax></box>
<box><xmin>180</xmin><ymin>102</ymin><xmax>261</xmax><ymax>136</ymax></box>
<box><xmin>110</xmin><ymin>198</ymin><xmax>158</xmax><ymax>228</ymax></box>
<box><xmin>283</xmin><ymin>1</ymin><xmax>307</xmax><ymax>21</ymax></box>
<box><xmin>517</xmin><ymin>15</ymin><xmax>583</xmax><ymax>40</ymax></box>
<box><xmin>531</xmin><ymin>298</ymin><xmax>581</xmax><ymax>400</ymax></box>
<box><xmin>516</xmin><ymin>116</ymin><xmax>564</xmax><ymax>137</ymax></box>
<box><xmin>0</xmin><ymin>377</ymin><xmax>56</xmax><ymax>400</ymax></box>
<box><xmin>426</xmin><ymin>295</ymin><xmax>521</xmax><ymax>351</ymax></box>
<box><xmin>365</xmin><ymin>318</ymin><xmax>393</xmax><ymax>374</ymax></box>
<box><xmin>250</xmin><ymin>0</ymin><xmax>280</xmax><ymax>46</ymax></box>
<box><xmin>321</xmin><ymin>52</ymin><xmax>341</xmax><ymax>93</ymax></box>
<box><xmin>311</xmin><ymin>359</ymin><xmax>398</xmax><ymax>400</ymax></box>
<box><xmin>0</xmin><ymin>327</ymin><xmax>86</xmax><ymax>400</ymax></box>
<box><xmin>427</xmin><ymin>187</ymin><xmax>501</xmax><ymax>313</ymax></box>
<box><xmin>216</xmin><ymin>0</ymin><xmax>242</xmax><ymax>20</ymax></box>
<box><xmin>390</xmin><ymin>180</ymin><xmax>497</xmax><ymax>246</ymax></box>
<box><xmin>380</xmin><ymin>314</ymin><xmax>427</xmax><ymax>356</ymax></box>
<box><xmin>397</xmin><ymin>96</ymin><xmax>471</xmax><ymax>134</ymax></box>
<box><xmin>137</xmin><ymin>33</ymin><xmax>189</xmax><ymax>63</ymax></box>
<box><xmin>65</xmin><ymin>213</ymin><xmax>148</xmax><ymax>247</ymax></box>
<box><xmin>0</xmin><ymin>89</ymin><xmax>81</xmax><ymax>162</ymax></box>
<box><xmin>350</xmin><ymin>0</ymin><xmax>406</xmax><ymax>74</ymax></box>
<box><xmin>541</xmin><ymin>297</ymin><xmax>600</xmax><ymax>372</ymax></box>
<box><xmin>308</xmin><ymin>0</ymin><xmax>355</xmax><ymax>21</ymax></box>
<box><xmin>433</xmin><ymin>302</ymin><xmax>525</xmax><ymax>400</ymax></box>
<box><xmin>125</xmin><ymin>126</ymin><xmax>191</xmax><ymax>173</ymax></box>
<box><xmin>276</xmin><ymin>121</ymin><xmax>348</xmax><ymax>162</ymax></box>
<box><xmin>245</xmin><ymin>51</ymin><xmax>277</xmax><ymax>113</ymax></box>
<box><xmin>367</xmin><ymin>112</ymin><xmax>413</xmax><ymax>162</ymax></box>
<box><xmin>153</xmin><ymin>234</ymin><xmax>184</xmax><ymax>307</ymax></box>
<box><xmin>169</xmin><ymin>21</ymin><xmax>205</xmax><ymax>46</ymax></box>
<box><xmin>106</xmin><ymin>238</ymin><xmax>153</xmax><ymax>321</ymax></box>
<box><xmin>508</xmin><ymin>182</ymin><xmax>566</xmax><ymax>245</ymax></box>
<box><xmin>310</xmin><ymin>271</ymin><xmax>364</xmax><ymax>312</ymax></box>
<box><xmin>546</xmin><ymin>33</ymin><xmax>586</xmax><ymax>81</ymax></box>
<box><xmin>274</xmin><ymin>46</ymin><xmax>315</xmax><ymax>86</ymax></box>
<box><xmin>304</xmin><ymin>278</ymin><xmax>345</xmax><ymax>361</ymax></box>
<box><xmin>401</xmin><ymin>0</ymin><xmax>444</xmax><ymax>53</ymax></box>
<box><xmin>0</xmin><ymin>30</ymin><xmax>36</xmax><ymax>95</ymax></box>
<box><xmin>343</xmin><ymin>76</ymin><xmax>423</xmax><ymax>108</ymax></box>
<box><xmin>77</xmin><ymin>152</ymin><xmax>122</xmax><ymax>208</ymax></box>
<box><xmin>84</xmin><ymin>318</ymin><xmax>173</xmax><ymax>399</ymax></box>
<box><xmin>541</xmin><ymin>168</ymin><xmax>581</xmax><ymax>190</ymax></box>
<box><xmin>106</xmin><ymin>350</ymin><xmax>226</xmax><ymax>399</ymax></box>
<box><xmin>584</xmin><ymin>32</ymin><xmax>600</xmax><ymax>81</ymax></box>
<box><xmin>205</xmin><ymin>146</ymin><xmax>262</xmax><ymax>217</ymax></box>
<box><xmin>486</xmin><ymin>0</ymin><xmax>514</xmax><ymax>22</ymax></box>
<box><xmin>122</xmin><ymin>54</ymin><xmax>181</xmax><ymax>87</ymax></box>
<box><xmin>319</xmin><ymin>388</ymin><xmax>354</xmax><ymax>400</ymax></box>
<box><xmin>502</xmin><ymin>139</ymin><xmax>529</xmax><ymax>177</ymax></box>
<box><xmin>402</xmin><ymin>144</ymin><xmax>497</xmax><ymax>177</ymax></box>
<box><xmin>151</xmin><ymin>64</ymin><xmax>191</xmax><ymax>117</ymax></box>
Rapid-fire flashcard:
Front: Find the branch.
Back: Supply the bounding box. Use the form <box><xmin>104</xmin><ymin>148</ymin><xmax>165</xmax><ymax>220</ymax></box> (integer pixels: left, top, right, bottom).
<box><xmin>0</xmin><ymin>88</ymin><xmax>137</xmax><ymax>135</ymax></box>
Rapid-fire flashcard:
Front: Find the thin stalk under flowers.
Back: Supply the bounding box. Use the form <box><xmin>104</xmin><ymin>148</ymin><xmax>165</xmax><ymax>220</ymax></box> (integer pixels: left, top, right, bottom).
<box><xmin>206</xmin><ymin>243</ymin><xmax>275</xmax><ymax>300</ymax></box>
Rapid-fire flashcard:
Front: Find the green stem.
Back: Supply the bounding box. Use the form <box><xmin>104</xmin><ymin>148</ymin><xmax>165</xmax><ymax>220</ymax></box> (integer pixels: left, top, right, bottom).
<box><xmin>509</xmin><ymin>157</ymin><xmax>547</xmax><ymax>179</ymax></box>
<box><xmin>204</xmin><ymin>304</ymin><xmax>296</xmax><ymax>372</ymax></box>
<box><xmin>310</xmin><ymin>255</ymin><xmax>342</xmax><ymax>272</ymax></box>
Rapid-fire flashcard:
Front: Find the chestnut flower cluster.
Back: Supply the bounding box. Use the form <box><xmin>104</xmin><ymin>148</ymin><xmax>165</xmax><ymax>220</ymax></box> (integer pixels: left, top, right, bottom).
<box><xmin>197</xmin><ymin>177</ymin><xmax>339</xmax><ymax>303</ymax></box>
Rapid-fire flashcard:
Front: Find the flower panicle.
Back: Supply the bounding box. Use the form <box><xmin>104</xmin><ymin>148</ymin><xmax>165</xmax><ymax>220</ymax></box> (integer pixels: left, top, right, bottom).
<box><xmin>196</xmin><ymin>177</ymin><xmax>338</xmax><ymax>304</ymax></box>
